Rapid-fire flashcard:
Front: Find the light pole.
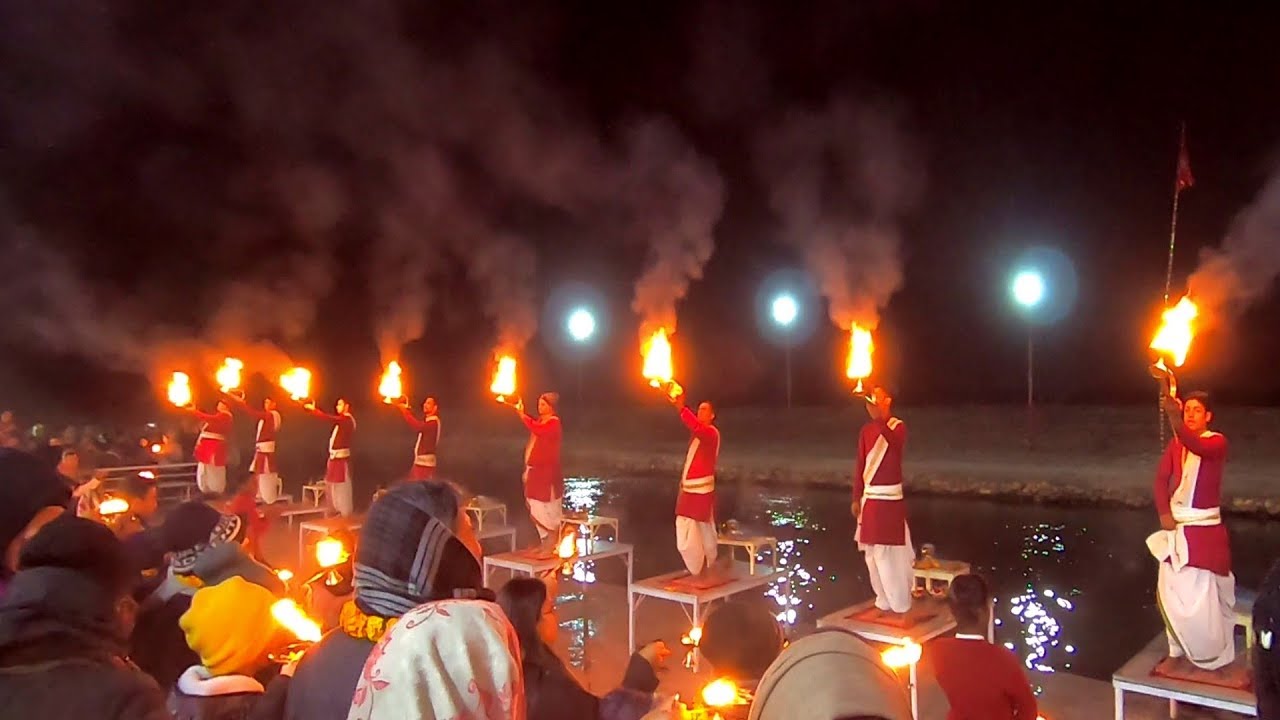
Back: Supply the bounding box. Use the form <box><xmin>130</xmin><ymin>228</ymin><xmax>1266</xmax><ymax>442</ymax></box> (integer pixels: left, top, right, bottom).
<box><xmin>566</xmin><ymin>308</ymin><xmax>596</xmax><ymax>405</ymax></box>
<box><xmin>771</xmin><ymin>294</ymin><xmax>799</xmax><ymax>409</ymax></box>
<box><xmin>1010</xmin><ymin>270</ymin><xmax>1046</xmax><ymax>447</ymax></box>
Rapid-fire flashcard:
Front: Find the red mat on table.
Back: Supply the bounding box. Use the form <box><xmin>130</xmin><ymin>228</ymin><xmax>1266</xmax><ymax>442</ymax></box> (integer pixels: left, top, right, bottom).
<box><xmin>846</xmin><ymin>599</ymin><xmax>942</xmax><ymax>629</ymax></box>
<box><xmin>1151</xmin><ymin>656</ymin><xmax>1252</xmax><ymax>691</ymax></box>
<box><xmin>509</xmin><ymin>547</ymin><xmax>559</xmax><ymax>561</ymax></box>
<box><xmin>664</xmin><ymin>573</ymin><xmax>735</xmax><ymax>591</ymax></box>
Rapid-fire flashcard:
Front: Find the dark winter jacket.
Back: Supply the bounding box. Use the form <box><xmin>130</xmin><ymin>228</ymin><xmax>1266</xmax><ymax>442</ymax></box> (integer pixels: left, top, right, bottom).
<box><xmin>131</xmin><ymin>586</ymin><xmax>199</xmax><ymax>690</ymax></box>
<box><xmin>524</xmin><ymin>646</ymin><xmax>658</xmax><ymax>720</ymax></box>
<box><xmin>167</xmin><ymin>665</ymin><xmax>289</xmax><ymax>720</ymax></box>
<box><xmin>0</xmin><ymin>567</ymin><xmax>169</xmax><ymax>720</ymax></box>
<box><xmin>283</xmin><ymin>630</ymin><xmax>371</xmax><ymax>720</ymax></box>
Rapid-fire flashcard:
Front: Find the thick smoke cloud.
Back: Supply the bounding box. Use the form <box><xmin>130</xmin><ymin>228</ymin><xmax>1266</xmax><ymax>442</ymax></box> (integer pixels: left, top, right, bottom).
<box><xmin>753</xmin><ymin>99</ymin><xmax>923</xmax><ymax>330</ymax></box>
<box><xmin>1188</xmin><ymin>165</ymin><xmax>1280</xmax><ymax>318</ymax></box>
<box><xmin>0</xmin><ymin>1</ymin><xmax>725</xmax><ymax>379</ymax></box>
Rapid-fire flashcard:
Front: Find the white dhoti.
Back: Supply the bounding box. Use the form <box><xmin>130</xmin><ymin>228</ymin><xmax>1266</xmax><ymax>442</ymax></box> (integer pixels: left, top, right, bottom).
<box><xmin>328</xmin><ymin>479</ymin><xmax>354</xmax><ymax>517</ymax></box>
<box><xmin>527</xmin><ymin>497</ymin><xmax>563</xmax><ymax>540</ymax></box>
<box><xmin>1158</xmin><ymin>562</ymin><xmax>1236</xmax><ymax>669</ymax></box>
<box><xmin>196</xmin><ymin>463</ymin><xmax>226</xmax><ymax>495</ymax></box>
<box><xmin>676</xmin><ymin>515</ymin><xmax>718</xmax><ymax>575</ymax></box>
<box><xmin>862</xmin><ymin>524</ymin><xmax>914</xmax><ymax>613</ymax></box>
<box><xmin>257</xmin><ymin>473</ymin><xmax>281</xmax><ymax>504</ymax></box>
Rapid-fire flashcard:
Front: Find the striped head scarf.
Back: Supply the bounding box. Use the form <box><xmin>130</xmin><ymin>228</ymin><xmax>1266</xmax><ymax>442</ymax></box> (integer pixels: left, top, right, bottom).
<box><xmin>352</xmin><ymin>482</ymin><xmax>483</xmax><ymax>618</ymax></box>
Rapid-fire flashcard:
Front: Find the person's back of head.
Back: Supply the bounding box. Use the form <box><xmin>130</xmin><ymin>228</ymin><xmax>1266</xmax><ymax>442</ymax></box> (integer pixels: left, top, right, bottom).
<box><xmin>700</xmin><ymin>600</ymin><xmax>785</xmax><ymax>683</ymax></box>
<box><xmin>946</xmin><ymin>573</ymin><xmax>991</xmax><ymax>629</ymax></box>
<box><xmin>179</xmin><ymin>576</ymin><xmax>288</xmax><ymax>679</ymax></box>
<box><xmin>0</xmin><ymin>449</ymin><xmax>72</xmax><ymax>578</ymax></box>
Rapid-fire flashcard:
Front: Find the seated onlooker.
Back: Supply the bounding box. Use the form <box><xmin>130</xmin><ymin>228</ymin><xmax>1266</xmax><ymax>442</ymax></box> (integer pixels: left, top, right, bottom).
<box><xmin>169</xmin><ymin>576</ymin><xmax>292</xmax><ymax>720</ymax></box>
<box><xmin>0</xmin><ymin>449</ymin><xmax>72</xmax><ymax>599</ymax></box>
<box><xmin>348</xmin><ymin>598</ymin><xmax>524</xmax><ymax>720</ymax></box>
<box><xmin>498</xmin><ymin>576</ymin><xmax>663</xmax><ymax>720</ymax></box>
<box><xmin>699</xmin><ymin>600</ymin><xmax>786</xmax><ymax>691</ymax></box>
<box><xmin>929</xmin><ymin>574</ymin><xmax>1037</xmax><ymax>720</ymax></box>
<box><xmin>748</xmin><ymin>627</ymin><xmax>912</xmax><ymax>720</ymax></box>
<box><xmin>285</xmin><ymin>481</ymin><xmax>487</xmax><ymax>720</ymax></box>
<box><xmin>0</xmin><ymin>515</ymin><xmax>168</xmax><ymax>719</ymax></box>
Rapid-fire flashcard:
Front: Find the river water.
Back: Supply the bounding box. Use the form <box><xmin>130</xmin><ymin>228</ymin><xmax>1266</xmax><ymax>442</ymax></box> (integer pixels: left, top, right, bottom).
<box><xmin>458</xmin><ymin>472</ymin><xmax>1280</xmax><ymax>682</ymax></box>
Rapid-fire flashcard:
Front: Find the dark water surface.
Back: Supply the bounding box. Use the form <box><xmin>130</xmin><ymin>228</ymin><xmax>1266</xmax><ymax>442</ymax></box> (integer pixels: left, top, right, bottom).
<box><xmin>456</xmin><ymin>471</ymin><xmax>1280</xmax><ymax>682</ymax></box>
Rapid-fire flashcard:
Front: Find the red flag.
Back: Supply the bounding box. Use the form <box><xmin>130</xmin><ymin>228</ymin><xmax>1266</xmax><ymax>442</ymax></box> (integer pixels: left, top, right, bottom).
<box><xmin>1176</xmin><ymin>124</ymin><xmax>1194</xmax><ymax>193</ymax></box>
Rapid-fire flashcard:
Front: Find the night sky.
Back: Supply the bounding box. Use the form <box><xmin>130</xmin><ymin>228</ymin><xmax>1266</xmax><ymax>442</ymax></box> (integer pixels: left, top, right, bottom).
<box><xmin>2</xmin><ymin>1</ymin><xmax>1279</xmax><ymax>419</ymax></box>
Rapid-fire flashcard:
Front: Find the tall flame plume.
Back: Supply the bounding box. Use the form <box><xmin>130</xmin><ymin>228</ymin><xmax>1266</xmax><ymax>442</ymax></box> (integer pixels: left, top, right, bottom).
<box><xmin>379</xmin><ymin>361</ymin><xmax>403</xmax><ymax>403</ymax></box>
<box><xmin>167</xmin><ymin>372</ymin><xmax>192</xmax><ymax>407</ymax></box>
<box><xmin>1150</xmin><ymin>296</ymin><xmax>1199</xmax><ymax>368</ymax></box>
<box><xmin>280</xmin><ymin>367</ymin><xmax>312</xmax><ymax>401</ymax></box>
<box><xmin>216</xmin><ymin>357</ymin><xmax>244</xmax><ymax>392</ymax></box>
<box><xmin>845</xmin><ymin>324</ymin><xmax>874</xmax><ymax>393</ymax></box>
<box><xmin>641</xmin><ymin>328</ymin><xmax>682</xmax><ymax>397</ymax></box>
<box><xmin>490</xmin><ymin>355</ymin><xmax>517</xmax><ymax>402</ymax></box>
<box><xmin>271</xmin><ymin>599</ymin><xmax>322</xmax><ymax>643</ymax></box>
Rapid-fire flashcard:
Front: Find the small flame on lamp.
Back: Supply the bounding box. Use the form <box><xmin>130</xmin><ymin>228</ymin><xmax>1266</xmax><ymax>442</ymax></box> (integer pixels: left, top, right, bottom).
<box><xmin>379</xmin><ymin>361</ymin><xmax>403</xmax><ymax>404</ymax></box>
<box><xmin>139</xmin><ymin>470</ymin><xmax>156</xmax><ymax>480</ymax></box>
<box><xmin>490</xmin><ymin>355</ymin><xmax>517</xmax><ymax>402</ymax></box>
<box><xmin>216</xmin><ymin>357</ymin><xmax>244</xmax><ymax>392</ymax></box>
<box><xmin>150</xmin><ymin>443</ymin><xmax>162</xmax><ymax>454</ymax></box>
<box><xmin>556</xmin><ymin>529</ymin><xmax>579</xmax><ymax>576</ymax></box>
<box><xmin>880</xmin><ymin>640</ymin><xmax>922</xmax><ymax>669</ymax></box>
<box><xmin>280</xmin><ymin>367</ymin><xmax>313</xmax><ymax>401</ymax></box>
<box><xmin>315</xmin><ymin>536</ymin><xmax>349</xmax><ymax>568</ymax></box>
<box><xmin>845</xmin><ymin>324</ymin><xmax>874</xmax><ymax>393</ymax></box>
<box><xmin>701</xmin><ymin>678</ymin><xmax>741</xmax><ymax>708</ymax></box>
<box><xmin>275</xmin><ymin>568</ymin><xmax>294</xmax><ymax>583</ymax></box>
<box><xmin>167</xmin><ymin>372</ymin><xmax>193</xmax><ymax>408</ymax></box>
<box><xmin>1150</xmin><ymin>296</ymin><xmax>1199</xmax><ymax>368</ymax></box>
<box><xmin>271</xmin><ymin>599</ymin><xmax>323</xmax><ymax>643</ymax></box>
<box><xmin>98</xmin><ymin>497</ymin><xmax>129</xmax><ymax>516</ymax></box>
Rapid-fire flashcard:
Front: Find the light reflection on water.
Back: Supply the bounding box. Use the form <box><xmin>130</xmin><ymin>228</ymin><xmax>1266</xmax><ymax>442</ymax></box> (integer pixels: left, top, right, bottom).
<box><xmin>1000</xmin><ymin>523</ymin><xmax>1080</xmax><ymax>679</ymax></box>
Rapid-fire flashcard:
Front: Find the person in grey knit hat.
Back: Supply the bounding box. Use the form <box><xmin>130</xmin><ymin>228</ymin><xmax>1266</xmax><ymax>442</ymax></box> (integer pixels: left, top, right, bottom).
<box><xmin>284</xmin><ymin>481</ymin><xmax>486</xmax><ymax>720</ymax></box>
<box><xmin>748</xmin><ymin>628</ymin><xmax>912</xmax><ymax>720</ymax></box>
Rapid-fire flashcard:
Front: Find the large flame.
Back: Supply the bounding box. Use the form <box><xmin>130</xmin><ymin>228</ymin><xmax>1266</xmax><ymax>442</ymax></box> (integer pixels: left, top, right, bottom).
<box><xmin>701</xmin><ymin>678</ymin><xmax>746</xmax><ymax>708</ymax></box>
<box><xmin>378</xmin><ymin>361</ymin><xmax>403</xmax><ymax>403</ymax></box>
<box><xmin>642</xmin><ymin>329</ymin><xmax>674</xmax><ymax>386</ymax></box>
<box><xmin>556</xmin><ymin>528</ymin><xmax>579</xmax><ymax>576</ymax></box>
<box><xmin>271</xmin><ymin>599</ymin><xmax>323</xmax><ymax>643</ymax></box>
<box><xmin>880</xmin><ymin>640</ymin><xmax>922</xmax><ymax>669</ymax></box>
<box><xmin>490</xmin><ymin>355</ymin><xmax>517</xmax><ymax>402</ymax></box>
<box><xmin>280</xmin><ymin>367</ymin><xmax>313</xmax><ymax>401</ymax></box>
<box><xmin>315</xmin><ymin>536</ymin><xmax>349</xmax><ymax>568</ymax></box>
<box><xmin>98</xmin><ymin>497</ymin><xmax>129</xmax><ymax>516</ymax></box>
<box><xmin>216</xmin><ymin>357</ymin><xmax>244</xmax><ymax>392</ymax></box>
<box><xmin>845</xmin><ymin>324</ymin><xmax>874</xmax><ymax>393</ymax></box>
<box><xmin>1149</xmin><ymin>296</ymin><xmax>1199</xmax><ymax>367</ymax></box>
<box><xmin>167</xmin><ymin>372</ymin><xmax>193</xmax><ymax>407</ymax></box>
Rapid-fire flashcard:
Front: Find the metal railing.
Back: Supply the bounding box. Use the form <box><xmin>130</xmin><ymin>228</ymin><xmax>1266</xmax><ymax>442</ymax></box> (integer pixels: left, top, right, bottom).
<box><xmin>96</xmin><ymin>462</ymin><xmax>199</xmax><ymax>503</ymax></box>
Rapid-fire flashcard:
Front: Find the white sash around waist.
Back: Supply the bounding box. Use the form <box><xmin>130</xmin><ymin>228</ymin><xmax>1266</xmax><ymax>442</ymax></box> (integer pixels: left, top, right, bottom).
<box><xmin>863</xmin><ymin>483</ymin><xmax>904</xmax><ymax>501</ymax></box>
<box><xmin>255</xmin><ymin>441</ymin><xmax>276</xmax><ymax>453</ymax></box>
<box><xmin>198</xmin><ymin>432</ymin><xmax>225</xmax><ymax>442</ymax></box>
<box><xmin>414</xmin><ymin>453</ymin><xmax>437</xmax><ymax>467</ymax></box>
<box><xmin>1146</xmin><ymin>505</ymin><xmax>1221</xmax><ymax>571</ymax></box>
<box><xmin>329</xmin><ymin>448</ymin><xmax>351</xmax><ymax>460</ymax></box>
<box><xmin>681</xmin><ymin>475</ymin><xmax>715</xmax><ymax>494</ymax></box>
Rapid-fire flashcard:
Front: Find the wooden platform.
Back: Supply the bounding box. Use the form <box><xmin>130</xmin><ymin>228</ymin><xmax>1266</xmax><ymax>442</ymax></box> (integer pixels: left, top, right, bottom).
<box><xmin>1112</xmin><ymin>634</ymin><xmax>1255</xmax><ymax>718</ymax></box>
<box><xmin>628</xmin><ymin>561</ymin><xmax>791</xmax><ymax>660</ymax></box>
<box><xmin>816</xmin><ymin>596</ymin><xmax>958</xmax><ymax>646</ymax></box>
<box><xmin>483</xmin><ymin>540</ymin><xmax>633</xmax><ymax>587</ymax></box>
<box><xmin>297</xmin><ymin>515</ymin><xmax>364</xmax><ymax>565</ymax></box>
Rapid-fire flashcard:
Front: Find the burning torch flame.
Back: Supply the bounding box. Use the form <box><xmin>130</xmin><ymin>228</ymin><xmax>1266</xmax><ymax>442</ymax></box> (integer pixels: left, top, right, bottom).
<box><xmin>378</xmin><ymin>361</ymin><xmax>404</xmax><ymax>403</ymax></box>
<box><xmin>845</xmin><ymin>324</ymin><xmax>874</xmax><ymax>393</ymax></box>
<box><xmin>701</xmin><ymin>678</ymin><xmax>744</xmax><ymax>708</ymax></box>
<box><xmin>98</xmin><ymin>497</ymin><xmax>129</xmax><ymax>516</ymax></box>
<box><xmin>150</xmin><ymin>443</ymin><xmax>162</xmax><ymax>454</ymax></box>
<box><xmin>642</xmin><ymin>329</ymin><xmax>682</xmax><ymax>398</ymax></box>
<box><xmin>167</xmin><ymin>372</ymin><xmax>193</xmax><ymax>408</ymax></box>
<box><xmin>275</xmin><ymin>568</ymin><xmax>294</xmax><ymax>584</ymax></box>
<box><xmin>271</xmin><ymin>599</ymin><xmax>323</xmax><ymax>643</ymax></box>
<box><xmin>139</xmin><ymin>470</ymin><xmax>155</xmax><ymax>479</ymax></box>
<box><xmin>556</xmin><ymin>529</ymin><xmax>579</xmax><ymax>576</ymax></box>
<box><xmin>216</xmin><ymin>357</ymin><xmax>244</xmax><ymax>392</ymax></box>
<box><xmin>881</xmin><ymin>640</ymin><xmax>922</xmax><ymax>669</ymax></box>
<box><xmin>680</xmin><ymin>625</ymin><xmax>703</xmax><ymax>669</ymax></box>
<box><xmin>280</xmin><ymin>367</ymin><xmax>312</xmax><ymax>401</ymax></box>
<box><xmin>490</xmin><ymin>355</ymin><xmax>517</xmax><ymax>402</ymax></box>
<box><xmin>1149</xmin><ymin>296</ymin><xmax>1199</xmax><ymax>368</ymax></box>
<box><xmin>315</xmin><ymin>536</ymin><xmax>349</xmax><ymax>568</ymax></box>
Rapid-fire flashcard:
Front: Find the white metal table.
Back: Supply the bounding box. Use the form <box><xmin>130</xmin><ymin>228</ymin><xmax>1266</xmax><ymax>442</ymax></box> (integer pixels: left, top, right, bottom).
<box><xmin>483</xmin><ymin>540</ymin><xmax>633</xmax><ymax>588</ymax></box>
<box><xmin>716</xmin><ymin>533</ymin><xmax>778</xmax><ymax>575</ymax></box>
<box><xmin>476</xmin><ymin>523</ymin><xmax>518</xmax><ymax>553</ymax></box>
<box><xmin>1112</xmin><ymin>634</ymin><xmax>1255</xmax><ymax>718</ymax></box>
<box><xmin>465</xmin><ymin>496</ymin><xmax>508</xmax><ymax>532</ymax></box>
<box><xmin>912</xmin><ymin>558</ymin><xmax>971</xmax><ymax>596</ymax></box>
<box><xmin>559</xmin><ymin>512</ymin><xmax>620</xmax><ymax>546</ymax></box>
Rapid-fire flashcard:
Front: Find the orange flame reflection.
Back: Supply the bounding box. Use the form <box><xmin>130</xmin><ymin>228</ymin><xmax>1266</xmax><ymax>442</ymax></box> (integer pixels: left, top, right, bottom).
<box><xmin>490</xmin><ymin>355</ymin><xmax>517</xmax><ymax>402</ymax></box>
<box><xmin>280</xmin><ymin>367</ymin><xmax>312</xmax><ymax>401</ymax></box>
<box><xmin>378</xmin><ymin>361</ymin><xmax>403</xmax><ymax>403</ymax></box>
<box><xmin>1150</xmin><ymin>296</ymin><xmax>1199</xmax><ymax>368</ymax></box>
<box><xmin>845</xmin><ymin>324</ymin><xmax>874</xmax><ymax>393</ymax></box>
<box><xmin>167</xmin><ymin>372</ymin><xmax>192</xmax><ymax>408</ymax></box>
<box><xmin>216</xmin><ymin>357</ymin><xmax>244</xmax><ymax>392</ymax></box>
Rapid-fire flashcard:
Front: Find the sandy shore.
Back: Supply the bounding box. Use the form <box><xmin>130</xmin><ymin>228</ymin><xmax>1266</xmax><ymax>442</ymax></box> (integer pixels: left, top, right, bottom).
<box><xmin>255</xmin><ymin>403</ymin><xmax>1280</xmax><ymax>518</ymax></box>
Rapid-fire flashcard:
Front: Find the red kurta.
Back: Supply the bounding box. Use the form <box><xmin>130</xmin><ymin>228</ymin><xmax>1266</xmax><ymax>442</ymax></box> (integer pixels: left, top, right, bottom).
<box><xmin>676</xmin><ymin>406</ymin><xmax>718</xmax><ymax>522</ymax></box>
<box><xmin>1153</xmin><ymin>424</ymin><xmax>1231</xmax><ymax>576</ymax></box>
<box><xmin>400</xmin><ymin>408</ymin><xmax>441</xmax><ymax>480</ymax></box>
<box><xmin>227</xmin><ymin>396</ymin><xmax>281</xmax><ymax>474</ymax></box>
<box><xmin>192</xmin><ymin>409</ymin><xmax>233</xmax><ymax>466</ymax></box>
<box><xmin>930</xmin><ymin>636</ymin><xmax>1039</xmax><ymax>720</ymax></box>
<box><xmin>852</xmin><ymin>416</ymin><xmax>908</xmax><ymax>546</ymax></box>
<box><xmin>309</xmin><ymin>408</ymin><xmax>355</xmax><ymax>484</ymax></box>
<box><xmin>521</xmin><ymin>414</ymin><xmax>562</xmax><ymax>502</ymax></box>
